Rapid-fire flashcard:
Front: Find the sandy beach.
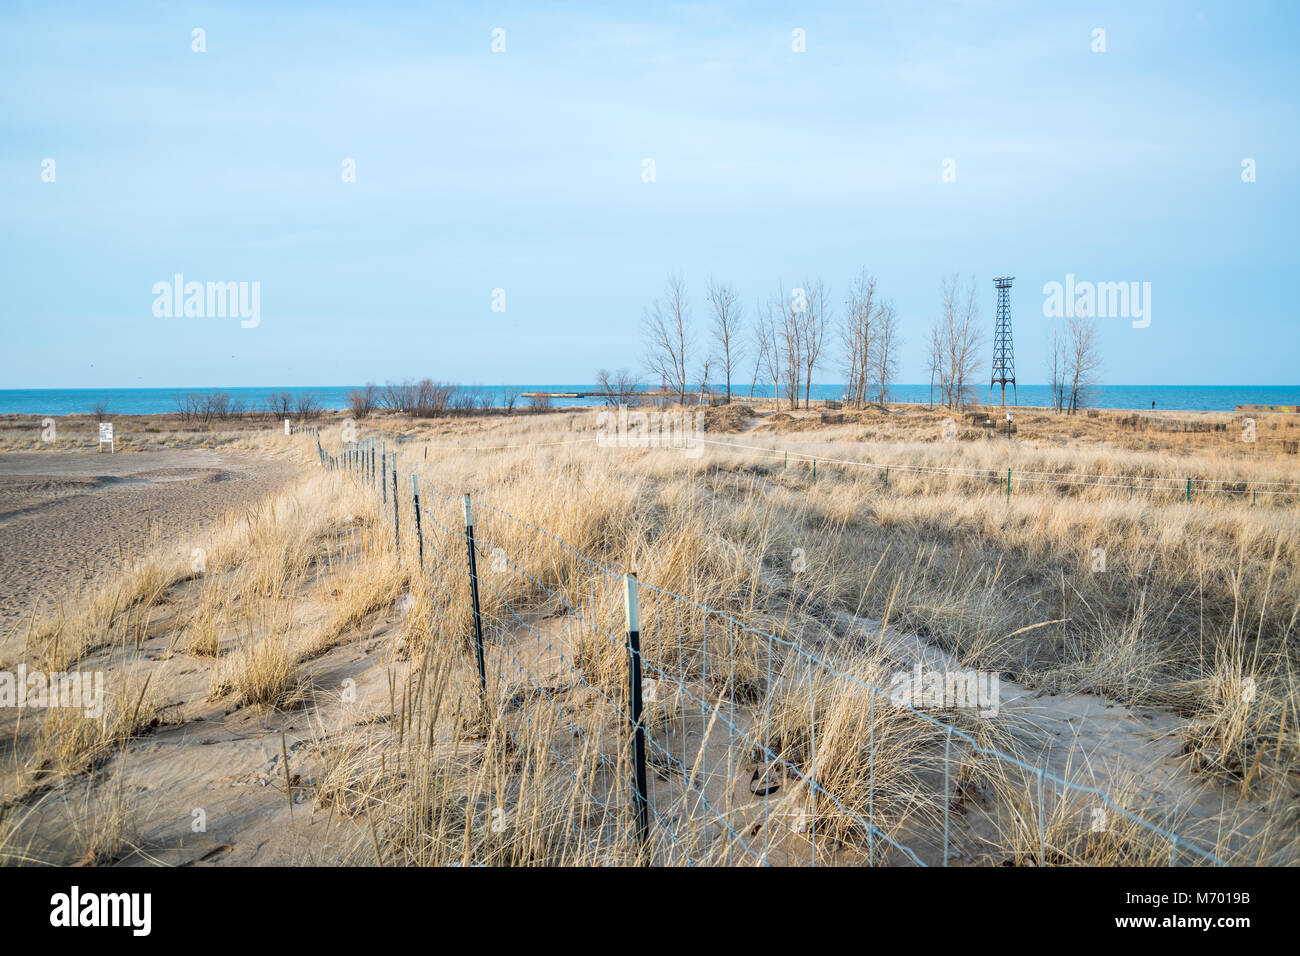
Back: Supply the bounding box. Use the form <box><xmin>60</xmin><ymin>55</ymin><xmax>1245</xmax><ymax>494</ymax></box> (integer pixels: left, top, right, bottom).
<box><xmin>0</xmin><ymin>449</ymin><xmax>303</xmax><ymax>635</ymax></box>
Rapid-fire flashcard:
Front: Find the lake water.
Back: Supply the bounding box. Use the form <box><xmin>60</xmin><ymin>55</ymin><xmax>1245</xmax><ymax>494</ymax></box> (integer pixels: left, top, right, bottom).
<box><xmin>1</xmin><ymin>384</ymin><xmax>1296</xmax><ymax>416</ymax></box>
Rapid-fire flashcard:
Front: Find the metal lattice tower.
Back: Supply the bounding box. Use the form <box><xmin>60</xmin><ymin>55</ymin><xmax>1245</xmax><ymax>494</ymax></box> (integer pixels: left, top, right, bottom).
<box><xmin>990</xmin><ymin>276</ymin><xmax>1017</xmax><ymax>406</ymax></box>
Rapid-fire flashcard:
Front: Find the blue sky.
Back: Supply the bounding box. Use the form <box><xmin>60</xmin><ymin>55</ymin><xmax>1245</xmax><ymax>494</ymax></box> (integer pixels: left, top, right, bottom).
<box><xmin>1</xmin><ymin>1</ymin><xmax>1296</xmax><ymax>388</ymax></box>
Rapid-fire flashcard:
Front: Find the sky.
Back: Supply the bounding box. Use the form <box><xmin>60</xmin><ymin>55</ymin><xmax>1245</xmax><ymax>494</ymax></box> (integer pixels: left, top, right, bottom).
<box><xmin>1</xmin><ymin>1</ymin><xmax>1296</xmax><ymax>389</ymax></box>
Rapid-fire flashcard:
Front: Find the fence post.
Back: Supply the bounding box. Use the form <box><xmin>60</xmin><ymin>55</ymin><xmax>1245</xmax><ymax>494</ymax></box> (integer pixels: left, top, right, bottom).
<box><xmin>1007</xmin><ymin>468</ymin><xmax>1011</xmax><ymax>502</ymax></box>
<box><xmin>464</xmin><ymin>495</ymin><xmax>487</xmax><ymax>701</ymax></box>
<box><xmin>624</xmin><ymin>571</ymin><xmax>651</xmax><ymax>859</ymax></box>
<box><xmin>1186</xmin><ymin>477</ymin><xmax>1191</xmax><ymax>503</ymax></box>
<box><xmin>382</xmin><ymin>446</ymin><xmax>387</xmax><ymax>505</ymax></box>
<box><xmin>412</xmin><ymin>475</ymin><xmax>424</xmax><ymax>569</ymax></box>
<box><xmin>392</xmin><ymin>469</ymin><xmax>399</xmax><ymax>549</ymax></box>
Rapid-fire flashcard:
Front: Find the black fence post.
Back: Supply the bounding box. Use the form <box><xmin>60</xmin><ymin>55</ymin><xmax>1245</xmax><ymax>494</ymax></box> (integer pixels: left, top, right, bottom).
<box><xmin>624</xmin><ymin>571</ymin><xmax>650</xmax><ymax>859</ymax></box>
<box><xmin>392</xmin><ymin>468</ymin><xmax>400</xmax><ymax>550</ymax></box>
<box><xmin>381</xmin><ymin>445</ymin><xmax>387</xmax><ymax>505</ymax></box>
<box><xmin>412</xmin><ymin>475</ymin><xmax>424</xmax><ymax>570</ymax></box>
<box><xmin>464</xmin><ymin>495</ymin><xmax>488</xmax><ymax>701</ymax></box>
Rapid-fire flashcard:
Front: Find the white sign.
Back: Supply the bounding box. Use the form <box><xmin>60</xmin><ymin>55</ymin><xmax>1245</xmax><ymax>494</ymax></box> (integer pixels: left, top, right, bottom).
<box><xmin>284</xmin><ymin>418</ymin><xmax>291</xmax><ymax>435</ymax></box>
<box><xmin>98</xmin><ymin>422</ymin><xmax>114</xmax><ymax>453</ymax></box>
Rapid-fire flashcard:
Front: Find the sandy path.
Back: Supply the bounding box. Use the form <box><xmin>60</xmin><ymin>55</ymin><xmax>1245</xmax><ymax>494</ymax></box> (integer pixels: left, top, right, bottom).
<box><xmin>0</xmin><ymin>449</ymin><xmax>303</xmax><ymax>634</ymax></box>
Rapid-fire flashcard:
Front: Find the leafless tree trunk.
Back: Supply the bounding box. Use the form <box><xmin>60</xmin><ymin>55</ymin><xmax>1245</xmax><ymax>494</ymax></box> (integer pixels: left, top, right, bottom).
<box><xmin>1046</xmin><ymin>325</ymin><xmax>1067</xmax><ymax>412</ymax></box>
<box><xmin>698</xmin><ymin>357</ymin><xmax>712</xmax><ymax>405</ymax></box>
<box><xmin>706</xmin><ymin>278</ymin><xmax>744</xmax><ymax>404</ymax></box>
<box><xmin>875</xmin><ymin>300</ymin><xmax>899</xmax><ymax>405</ymax></box>
<box><xmin>758</xmin><ymin>295</ymin><xmax>783</xmax><ymax>409</ymax></box>
<box><xmin>841</xmin><ymin>270</ymin><xmax>878</xmax><ymax>408</ymax></box>
<box><xmin>927</xmin><ymin>323</ymin><xmax>943</xmax><ymax>408</ymax></box>
<box><xmin>799</xmin><ymin>278</ymin><xmax>827</xmax><ymax>409</ymax></box>
<box><xmin>776</xmin><ymin>285</ymin><xmax>802</xmax><ymax>410</ymax></box>
<box><xmin>1066</xmin><ymin>314</ymin><xmax>1101</xmax><ymax>413</ymax></box>
<box><xmin>933</xmin><ymin>273</ymin><xmax>985</xmax><ymax>408</ymax></box>
<box><xmin>643</xmin><ymin>273</ymin><xmax>692</xmax><ymax>406</ymax></box>
<box><xmin>748</xmin><ymin>314</ymin><xmax>767</xmax><ymax>401</ymax></box>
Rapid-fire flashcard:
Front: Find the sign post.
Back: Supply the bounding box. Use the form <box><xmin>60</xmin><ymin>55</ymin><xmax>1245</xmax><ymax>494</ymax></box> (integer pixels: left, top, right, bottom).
<box><xmin>98</xmin><ymin>422</ymin><xmax>114</xmax><ymax>454</ymax></box>
<box><xmin>284</xmin><ymin>418</ymin><xmax>291</xmax><ymax>436</ymax></box>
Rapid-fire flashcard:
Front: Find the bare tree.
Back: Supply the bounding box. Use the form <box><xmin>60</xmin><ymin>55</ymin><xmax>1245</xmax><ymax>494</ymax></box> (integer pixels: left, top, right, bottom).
<box><xmin>927</xmin><ymin>322</ymin><xmax>943</xmax><ymax>409</ymax></box>
<box><xmin>526</xmin><ymin>392</ymin><xmax>551</xmax><ymax>413</ymax></box>
<box><xmin>294</xmin><ymin>391</ymin><xmax>322</xmax><ymax>421</ymax></box>
<box><xmin>932</xmin><ymin>274</ymin><xmax>985</xmax><ymax>408</ymax></box>
<box><xmin>595</xmin><ymin>368</ymin><xmax>642</xmax><ymax>406</ymax></box>
<box><xmin>874</xmin><ymin>299</ymin><xmax>900</xmax><ymax>405</ymax></box>
<box><xmin>1065</xmin><ymin>313</ymin><xmax>1101</xmax><ymax>413</ymax></box>
<box><xmin>451</xmin><ymin>387</ymin><xmax>481</xmax><ymax>416</ymax></box>
<box><xmin>748</xmin><ymin>314</ymin><xmax>767</xmax><ymax>401</ymax></box>
<box><xmin>1046</xmin><ymin>324</ymin><xmax>1068</xmax><ymax>412</ymax></box>
<box><xmin>414</xmin><ymin>380</ymin><xmax>455</xmax><ymax>417</ymax></box>
<box><xmin>502</xmin><ymin>387</ymin><xmax>521</xmax><ymax>414</ymax></box>
<box><xmin>379</xmin><ymin>381</ymin><xmax>412</xmax><ymax>413</ymax></box>
<box><xmin>346</xmin><ymin>383</ymin><xmax>377</xmax><ymax>419</ymax></box>
<box><xmin>754</xmin><ymin>294</ymin><xmax>784</xmax><ymax>408</ymax></box>
<box><xmin>205</xmin><ymin>390</ymin><xmax>232</xmax><ymax>420</ymax></box>
<box><xmin>92</xmin><ymin>398</ymin><xmax>111</xmax><ymax>418</ymax></box>
<box><xmin>706</xmin><ymin>278</ymin><xmax>744</xmax><ymax>404</ymax></box>
<box><xmin>266</xmin><ymin>390</ymin><xmax>294</xmax><ymax>419</ymax></box>
<box><xmin>174</xmin><ymin>391</ymin><xmax>199</xmax><ymax>422</ymax></box>
<box><xmin>776</xmin><ymin>285</ymin><xmax>802</xmax><ymax>410</ymax></box>
<box><xmin>643</xmin><ymin>273</ymin><xmax>692</xmax><ymax>406</ymax></box>
<box><xmin>841</xmin><ymin>270</ymin><xmax>878</xmax><ymax>408</ymax></box>
<box><xmin>697</xmin><ymin>356</ymin><xmax>712</xmax><ymax>405</ymax></box>
<box><xmin>799</xmin><ymin>278</ymin><xmax>828</xmax><ymax>408</ymax></box>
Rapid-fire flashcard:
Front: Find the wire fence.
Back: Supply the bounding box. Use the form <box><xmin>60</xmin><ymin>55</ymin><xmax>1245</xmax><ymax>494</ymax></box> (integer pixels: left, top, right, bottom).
<box><xmin>400</xmin><ymin>431</ymin><xmax>1300</xmax><ymax>504</ymax></box>
<box><xmin>316</xmin><ymin>434</ymin><xmax>1231</xmax><ymax>866</ymax></box>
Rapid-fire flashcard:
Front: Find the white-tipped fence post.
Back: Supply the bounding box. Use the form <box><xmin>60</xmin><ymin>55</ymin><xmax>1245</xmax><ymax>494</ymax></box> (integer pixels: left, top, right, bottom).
<box><xmin>624</xmin><ymin>571</ymin><xmax>650</xmax><ymax>858</ymax></box>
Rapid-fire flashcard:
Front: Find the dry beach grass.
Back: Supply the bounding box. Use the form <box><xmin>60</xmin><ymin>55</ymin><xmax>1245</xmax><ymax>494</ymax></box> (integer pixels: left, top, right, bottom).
<box><xmin>0</xmin><ymin>402</ymin><xmax>1296</xmax><ymax>866</ymax></box>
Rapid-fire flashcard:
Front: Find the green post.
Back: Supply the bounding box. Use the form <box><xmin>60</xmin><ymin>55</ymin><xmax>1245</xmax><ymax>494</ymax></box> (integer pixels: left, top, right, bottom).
<box><xmin>1007</xmin><ymin>468</ymin><xmax>1011</xmax><ymax>501</ymax></box>
<box><xmin>812</xmin><ymin>459</ymin><xmax>816</xmax><ymax>481</ymax></box>
<box><xmin>884</xmin><ymin>466</ymin><xmax>889</xmax><ymax>487</ymax></box>
<box><xmin>1186</xmin><ymin>478</ymin><xmax>1191</xmax><ymax>503</ymax></box>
